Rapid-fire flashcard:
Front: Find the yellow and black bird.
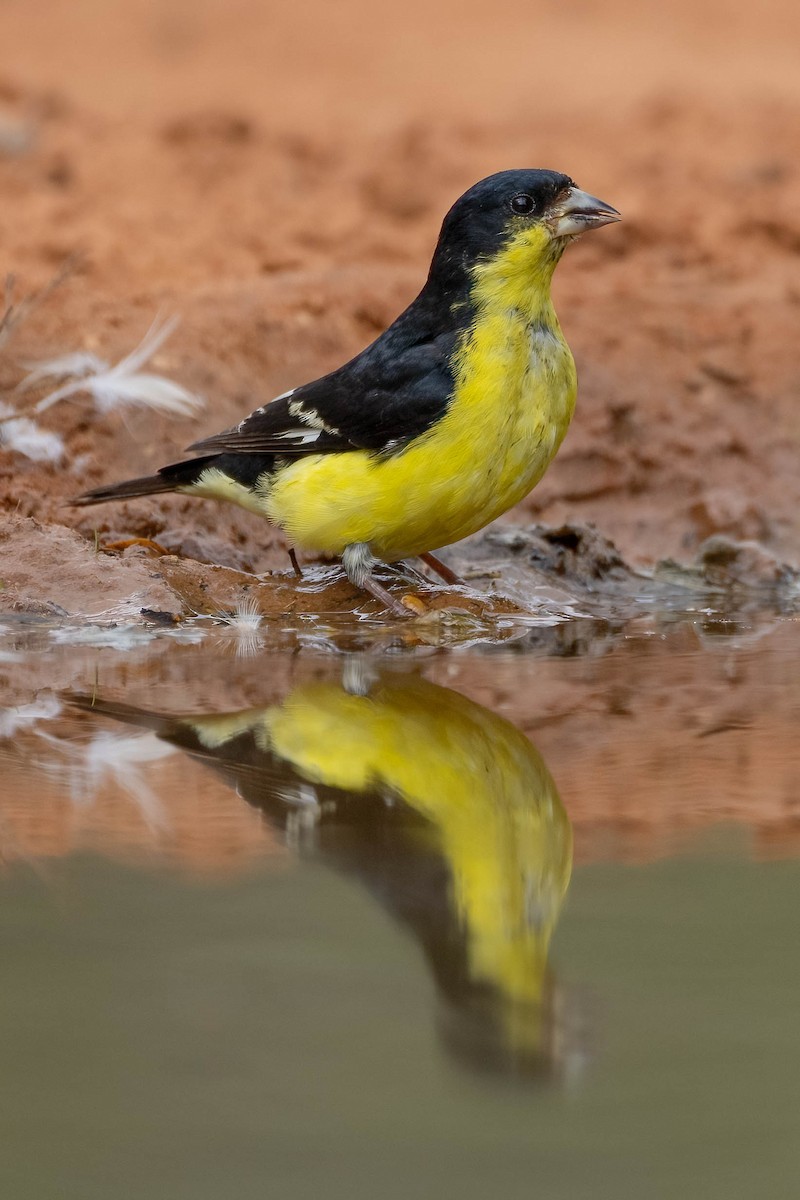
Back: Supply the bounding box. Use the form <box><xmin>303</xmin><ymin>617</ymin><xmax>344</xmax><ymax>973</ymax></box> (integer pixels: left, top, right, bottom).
<box><xmin>70</xmin><ymin>668</ymin><xmax>574</xmax><ymax>1078</ymax></box>
<box><xmin>75</xmin><ymin>170</ymin><xmax>619</xmax><ymax>615</ymax></box>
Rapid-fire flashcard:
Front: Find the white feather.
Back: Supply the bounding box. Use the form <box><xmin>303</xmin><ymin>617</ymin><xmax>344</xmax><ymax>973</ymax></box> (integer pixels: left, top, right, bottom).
<box><xmin>226</xmin><ymin>596</ymin><xmax>263</xmax><ymax>630</ymax></box>
<box><xmin>17</xmin><ymin>351</ymin><xmax>109</xmax><ymax>390</ymax></box>
<box><xmin>0</xmin><ymin>416</ymin><xmax>65</xmax><ymax>462</ymax></box>
<box><xmin>90</xmin><ymin>373</ymin><xmax>202</xmax><ymax>416</ymax></box>
<box><xmin>217</xmin><ymin>596</ymin><xmax>264</xmax><ymax>657</ymax></box>
<box><xmin>34</xmin><ymin>313</ymin><xmax>204</xmax><ymax>417</ymax></box>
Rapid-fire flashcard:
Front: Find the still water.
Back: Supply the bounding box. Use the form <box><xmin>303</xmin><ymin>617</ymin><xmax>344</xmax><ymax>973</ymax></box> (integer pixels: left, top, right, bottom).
<box><xmin>1</xmin><ymin>611</ymin><xmax>798</xmax><ymax>1198</ymax></box>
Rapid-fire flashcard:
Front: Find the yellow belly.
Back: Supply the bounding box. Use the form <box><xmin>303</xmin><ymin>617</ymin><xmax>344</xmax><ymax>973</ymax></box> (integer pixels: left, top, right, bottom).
<box><xmin>266</xmin><ymin>312</ymin><xmax>576</xmax><ymax>561</ymax></box>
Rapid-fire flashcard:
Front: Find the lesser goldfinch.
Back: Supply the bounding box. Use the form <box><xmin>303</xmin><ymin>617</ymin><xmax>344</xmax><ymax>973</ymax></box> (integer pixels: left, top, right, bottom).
<box><xmin>75</xmin><ymin>170</ymin><xmax>619</xmax><ymax>615</ymax></box>
<box><xmin>71</xmin><ymin>667</ymin><xmax>572</xmax><ymax>1076</ymax></box>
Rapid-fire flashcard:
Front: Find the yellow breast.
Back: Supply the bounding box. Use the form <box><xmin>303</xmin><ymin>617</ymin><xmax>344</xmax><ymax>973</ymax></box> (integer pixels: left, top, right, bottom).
<box><xmin>262</xmin><ymin>675</ymin><xmax>572</xmax><ymax>1008</ymax></box>
<box><xmin>267</xmin><ymin>226</ymin><xmax>577</xmax><ymax>561</ymax></box>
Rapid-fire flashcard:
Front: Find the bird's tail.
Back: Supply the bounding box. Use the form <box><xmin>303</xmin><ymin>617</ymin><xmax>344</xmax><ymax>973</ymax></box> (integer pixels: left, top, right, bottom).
<box><xmin>72</xmin><ymin>473</ymin><xmax>175</xmax><ymax>506</ymax></box>
<box><xmin>67</xmin><ymin>693</ymin><xmax>175</xmax><ymax>732</ymax></box>
<box><xmin>71</xmin><ymin>456</ymin><xmax>216</xmax><ymax>506</ymax></box>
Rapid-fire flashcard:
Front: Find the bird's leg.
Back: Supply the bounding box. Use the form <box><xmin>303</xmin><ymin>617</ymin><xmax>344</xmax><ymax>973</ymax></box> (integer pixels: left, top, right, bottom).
<box><xmin>343</xmin><ymin>543</ymin><xmax>415</xmax><ymax>618</ymax></box>
<box><xmin>419</xmin><ymin>551</ymin><xmax>465</xmax><ymax>587</ymax></box>
<box><xmin>288</xmin><ymin>547</ymin><xmax>303</xmax><ymax>578</ymax></box>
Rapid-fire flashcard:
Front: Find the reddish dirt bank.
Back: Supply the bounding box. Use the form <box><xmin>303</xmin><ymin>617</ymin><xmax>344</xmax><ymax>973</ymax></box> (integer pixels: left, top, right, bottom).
<box><xmin>0</xmin><ymin>0</ymin><xmax>799</xmax><ymax>612</ymax></box>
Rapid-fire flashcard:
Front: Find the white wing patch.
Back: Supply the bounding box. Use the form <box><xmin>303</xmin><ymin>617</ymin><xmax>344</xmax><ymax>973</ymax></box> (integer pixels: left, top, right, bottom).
<box><xmin>272</xmin><ymin>428</ymin><xmax>323</xmax><ymax>446</ymax></box>
<box><xmin>288</xmin><ymin>398</ymin><xmax>339</xmax><ymax>435</ymax></box>
<box><xmin>236</xmin><ymin>387</ymin><xmax>296</xmax><ymax>432</ymax></box>
<box><xmin>192</xmin><ymin>383</ymin><xmax>349</xmax><ymax>455</ymax></box>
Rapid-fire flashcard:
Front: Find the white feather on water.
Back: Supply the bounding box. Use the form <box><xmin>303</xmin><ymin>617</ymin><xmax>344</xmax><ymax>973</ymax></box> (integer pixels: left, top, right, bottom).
<box><xmin>216</xmin><ymin>596</ymin><xmax>265</xmax><ymax>657</ymax></box>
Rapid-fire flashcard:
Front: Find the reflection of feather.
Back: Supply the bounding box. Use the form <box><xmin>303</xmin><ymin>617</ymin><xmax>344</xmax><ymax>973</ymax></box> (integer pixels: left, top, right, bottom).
<box><xmin>34</xmin><ymin>728</ymin><xmax>176</xmax><ymax>830</ymax></box>
<box><xmin>0</xmin><ymin>694</ymin><xmax>62</xmax><ymax>738</ymax></box>
<box><xmin>69</xmin><ymin>669</ymin><xmax>573</xmax><ymax>1076</ymax></box>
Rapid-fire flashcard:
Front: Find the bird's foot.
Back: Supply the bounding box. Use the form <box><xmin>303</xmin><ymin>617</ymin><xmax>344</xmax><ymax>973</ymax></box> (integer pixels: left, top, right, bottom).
<box><xmin>362</xmin><ymin>576</ymin><xmax>423</xmax><ymax>618</ymax></box>
<box><xmin>343</xmin><ymin>542</ymin><xmax>419</xmax><ymax>618</ymax></box>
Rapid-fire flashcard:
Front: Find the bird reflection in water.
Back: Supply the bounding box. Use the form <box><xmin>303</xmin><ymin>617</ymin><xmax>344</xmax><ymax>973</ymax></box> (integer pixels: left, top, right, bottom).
<box><xmin>72</xmin><ymin>663</ymin><xmax>578</xmax><ymax>1082</ymax></box>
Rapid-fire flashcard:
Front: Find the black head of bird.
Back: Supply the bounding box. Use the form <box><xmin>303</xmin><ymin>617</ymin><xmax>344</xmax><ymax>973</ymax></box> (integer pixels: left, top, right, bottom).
<box><xmin>427</xmin><ymin>168</ymin><xmax>620</xmax><ymax>295</ymax></box>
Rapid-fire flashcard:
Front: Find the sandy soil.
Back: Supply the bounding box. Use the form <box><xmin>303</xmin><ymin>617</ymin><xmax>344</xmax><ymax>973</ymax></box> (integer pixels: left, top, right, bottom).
<box><xmin>0</xmin><ymin>0</ymin><xmax>799</xmax><ymax>616</ymax></box>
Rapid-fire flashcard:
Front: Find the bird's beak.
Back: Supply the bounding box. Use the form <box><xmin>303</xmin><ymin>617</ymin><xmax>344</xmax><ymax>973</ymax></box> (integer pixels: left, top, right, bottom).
<box><xmin>548</xmin><ymin>187</ymin><xmax>621</xmax><ymax>238</ymax></box>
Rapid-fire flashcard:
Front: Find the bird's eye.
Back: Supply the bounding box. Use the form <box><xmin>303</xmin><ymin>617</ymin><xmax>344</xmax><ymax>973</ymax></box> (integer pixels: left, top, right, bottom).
<box><xmin>510</xmin><ymin>193</ymin><xmax>536</xmax><ymax>215</ymax></box>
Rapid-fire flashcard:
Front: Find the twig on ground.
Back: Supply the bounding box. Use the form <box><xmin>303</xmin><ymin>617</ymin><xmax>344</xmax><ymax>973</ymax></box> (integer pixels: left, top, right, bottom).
<box><xmin>0</xmin><ymin>256</ymin><xmax>80</xmax><ymax>355</ymax></box>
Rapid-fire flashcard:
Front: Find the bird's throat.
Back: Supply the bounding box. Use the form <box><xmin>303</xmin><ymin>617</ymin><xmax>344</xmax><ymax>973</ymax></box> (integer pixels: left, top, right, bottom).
<box><xmin>467</xmin><ymin>225</ymin><xmax>565</xmax><ymax>328</ymax></box>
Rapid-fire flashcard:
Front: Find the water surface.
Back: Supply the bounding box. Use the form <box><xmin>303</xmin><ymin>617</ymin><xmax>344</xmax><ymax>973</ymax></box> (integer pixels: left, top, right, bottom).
<box><xmin>0</xmin><ymin>611</ymin><xmax>798</xmax><ymax>1198</ymax></box>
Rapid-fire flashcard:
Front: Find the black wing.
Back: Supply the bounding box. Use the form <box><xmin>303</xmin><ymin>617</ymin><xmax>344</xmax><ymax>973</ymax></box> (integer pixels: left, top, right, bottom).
<box><xmin>189</xmin><ymin>316</ymin><xmax>460</xmax><ymax>459</ymax></box>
